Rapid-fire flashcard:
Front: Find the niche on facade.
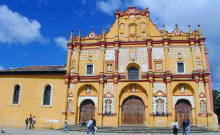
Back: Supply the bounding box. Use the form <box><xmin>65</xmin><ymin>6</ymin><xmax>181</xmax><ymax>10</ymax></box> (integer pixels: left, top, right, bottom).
<box><xmin>103</xmin><ymin>98</ymin><xmax>114</xmax><ymax>116</ymax></box>
<box><xmin>78</xmin><ymin>84</ymin><xmax>97</xmax><ymax>96</ymax></box>
<box><xmin>129</xmin><ymin>23</ymin><xmax>136</xmax><ymax>37</ymax></box>
<box><xmin>173</xmin><ymin>83</ymin><xmax>194</xmax><ymax>96</ymax></box>
<box><xmin>153</xmin><ymin>96</ymin><xmax>167</xmax><ymax>116</ymax></box>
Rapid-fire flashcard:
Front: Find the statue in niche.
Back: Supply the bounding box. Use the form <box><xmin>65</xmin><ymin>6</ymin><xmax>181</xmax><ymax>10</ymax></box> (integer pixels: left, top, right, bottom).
<box><xmin>86</xmin><ymin>85</ymin><xmax>91</xmax><ymax>94</ymax></box>
<box><xmin>68</xmin><ymin>99</ymin><xmax>73</xmax><ymax>112</ymax></box>
<box><xmin>156</xmin><ymin>98</ymin><xmax>164</xmax><ymax>116</ymax></box>
<box><xmin>104</xmin><ymin>99</ymin><xmax>112</xmax><ymax>115</ymax></box>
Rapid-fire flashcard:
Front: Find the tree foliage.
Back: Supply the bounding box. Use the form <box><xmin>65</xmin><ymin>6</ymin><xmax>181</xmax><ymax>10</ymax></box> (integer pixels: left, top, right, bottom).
<box><xmin>213</xmin><ymin>90</ymin><xmax>220</xmax><ymax>123</ymax></box>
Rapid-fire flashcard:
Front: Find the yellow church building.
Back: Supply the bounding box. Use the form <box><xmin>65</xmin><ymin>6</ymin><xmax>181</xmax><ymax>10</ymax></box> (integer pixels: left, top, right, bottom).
<box><xmin>0</xmin><ymin>7</ymin><xmax>218</xmax><ymax>129</ymax></box>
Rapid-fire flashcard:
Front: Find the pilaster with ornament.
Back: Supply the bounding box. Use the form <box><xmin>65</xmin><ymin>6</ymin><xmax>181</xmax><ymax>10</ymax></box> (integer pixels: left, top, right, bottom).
<box><xmin>148</xmin><ymin>78</ymin><xmax>154</xmax><ymax>127</ymax></box>
<box><xmin>200</xmin><ymin>44</ymin><xmax>207</xmax><ymax>71</ymax></box>
<box><xmin>190</xmin><ymin>43</ymin><xmax>196</xmax><ymax>71</ymax></box>
<box><xmin>97</xmin><ymin>78</ymin><xmax>104</xmax><ymax>126</ymax></box>
<box><xmin>192</xmin><ymin>82</ymin><xmax>199</xmax><ymax>126</ymax></box>
<box><xmin>204</xmin><ymin>81</ymin><xmax>214</xmax><ymax>127</ymax></box>
<box><xmin>147</xmin><ymin>39</ymin><xmax>152</xmax><ymax>71</ymax></box>
<box><xmin>65</xmin><ymin>32</ymin><xmax>74</xmax><ymax>120</ymax></box>
<box><xmin>163</xmin><ymin>41</ymin><xmax>170</xmax><ymax>72</ymax></box>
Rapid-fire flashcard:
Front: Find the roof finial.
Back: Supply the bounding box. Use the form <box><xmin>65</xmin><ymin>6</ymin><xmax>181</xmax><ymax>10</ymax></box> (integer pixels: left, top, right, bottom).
<box><xmin>69</xmin><ymin>30</ymin><xmax>73</xmax><ymax>43</ymax></box>
<box><xmin>188</xmin><ymin>25</ymin><xmax>192</xmax><ymax>34</ymax></box>
<box><xmin>102</xmin><ymin>28</ymin><xmax>105</xmax><ymax>40</ymax></box>
<box><xmin>78</xmin><ymin>30</ymin><xmax>81</xmax><ymax>42</ymax></box>
<box><xmin>146</xmin><ymin>8</ymin><xmax>150</xmax><ymax>17</ymax></box>
<box><xmin>198</xmin><ymin>25</ymin><xmax>203</xmax><ymax>38</ymax></box>
<box><xmin>175</xmin><ymin>24</ymin><xmax>178</xmax><ymax>29</ymax></box>
<box><xmin>163</xmin><ymin>25</ymin><xmax>167</xmax><ymax>38</ymax></box>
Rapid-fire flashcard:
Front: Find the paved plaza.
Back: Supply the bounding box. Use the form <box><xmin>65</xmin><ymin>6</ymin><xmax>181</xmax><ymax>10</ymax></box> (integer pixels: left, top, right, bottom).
<box><xmin>0</xmin><ymin>127</ymin><xmax>219</xmax><ymax>135</ymax></box>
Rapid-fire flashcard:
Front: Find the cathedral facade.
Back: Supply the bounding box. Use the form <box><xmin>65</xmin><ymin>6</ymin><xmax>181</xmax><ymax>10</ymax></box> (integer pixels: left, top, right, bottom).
<box><xmin>0</xmin><ymin>7</ymin><xmax>218</xmax><ymax>129</ymax></box>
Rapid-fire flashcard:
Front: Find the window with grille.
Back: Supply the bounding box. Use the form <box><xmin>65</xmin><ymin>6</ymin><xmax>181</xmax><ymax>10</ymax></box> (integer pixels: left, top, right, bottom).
<box><xmin>86</xmin><ymin>64</ymin><xmax>93</xmax><ymax>75</ymax></box>
<box><xmin>12</xmin><ymin>85</ymin><xmax>20</xmax><ymax>104</ymax></box>
<box><xmin>43</xmin><ymin>85</ymin><xmax>51</xmax><ymax>105</ymax></box>
<box><xmin>128</xmin><ymin>67</ymin><xmax>139</xmax><ymax>80</ymax></box>
<box><xmin>177</xmin><ymin>62</ymin><xmax>184</xmax><ymax>73</ymax></box>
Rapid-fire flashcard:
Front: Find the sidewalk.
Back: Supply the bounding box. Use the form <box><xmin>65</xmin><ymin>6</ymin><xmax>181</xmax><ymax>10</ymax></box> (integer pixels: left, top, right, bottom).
<box><xmin>0</xmin><ymin>127</ymin><xmax>219</xmax><ymax>135</ymax></box>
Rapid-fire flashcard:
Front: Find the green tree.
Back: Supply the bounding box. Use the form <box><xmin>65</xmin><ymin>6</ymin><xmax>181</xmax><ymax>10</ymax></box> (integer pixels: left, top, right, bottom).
<box><xmin>213</xmin><ymin>90</ymin><xmax>220</xmax><ymax>123</ymax></box>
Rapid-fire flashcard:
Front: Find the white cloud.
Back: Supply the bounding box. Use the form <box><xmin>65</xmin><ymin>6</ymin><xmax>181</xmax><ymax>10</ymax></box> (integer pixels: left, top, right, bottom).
<box><xmin>96</xmin><ymin>0</ymin><xmax>220</xmax><ymax>90</ymax></box>
<box><xmin>96</xmin><ymin>0</ymin><xmax>122</xmax><ymax>16</ymax></box>
<box><xmin>0</xmin><ymin>5</ymin><xmax>46</xmax><ymax>44</ymax></box>
<box><xmin>54</xmin><ymin>37</ymin><xmax>68</xmax><ymax>50</ymax></box>
<box><xmin>0</xmin><ymin>66</ymin><xmax>4</xmax><ymax>70</ymax></box>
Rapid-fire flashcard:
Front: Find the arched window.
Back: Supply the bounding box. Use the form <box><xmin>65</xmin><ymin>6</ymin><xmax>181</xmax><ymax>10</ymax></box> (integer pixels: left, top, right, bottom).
<box><xmin>43</xmin><ymin>85</ymin><xmax>51</xmax><ymax>105</ymax></box>
<box><xmin>128</xmin><ymin>67</ymin><xmax>139</xmax><ymax>80</ymax></box>
<box><xmin>13</xmin><ymin>85</ymin><xmax>20</xmax><ymax>104</ymax></box>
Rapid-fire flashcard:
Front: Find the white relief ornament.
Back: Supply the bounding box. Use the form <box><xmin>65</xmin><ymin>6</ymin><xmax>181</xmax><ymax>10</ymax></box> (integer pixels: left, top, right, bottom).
<box><xmin>103</xmin><ymin>98</ymin><xmax>114</xmax><ymax>115</ymax></box>
<box><xmin>173</xmin><ymin>96</ymin><xmax>194</xmax><ymax>108</ymax></box>
<box><xmin>104</xmin><ymin>83</ymin><xmax>114</xmax><ymax>94</ymax></box>
<box><xmin>153</xmin><ymin>83</ymin><xmax>166</xmax><ymax>94</ymax></box>
<box><xmin>174</xmin><ymin>28</ymin><xmax>181</xmax><ymax>35</ymax></box>
<box><xmin>78</xmin><ymin>96</ymin><xmax>97</xmax><ymax>107</ymax></box>
<box><xmin>89</xmin><ymin>32</ymin><xmax>95</xmax><ymax>39</ymax></box>
<box><xmin>152</xmin><ymin>48</ymin><xmax>164</xmax><ymax>60</ymax></box>
<box><xmin>195</xmin><ymin>47</ymin><xmax>201</xmax><ymax>56</ymax></box>
<box><xmin>168</xmin><ymin>47</ymin><xmax>191</xmax><ymax>59</ymax></box>
<box><xmin>198</xmin><ymin>82</ymin><xmax>205</xmax><ymax>92</ymax></box>
<box><xmin>105</xmin><ymin>49</ymin><xmax>115</xmax><ymax>61</ymax></box>
<box><xmin>153</xmin><ymin>97</ymin><xmax>167</xmax><ymax>115</ymax></box>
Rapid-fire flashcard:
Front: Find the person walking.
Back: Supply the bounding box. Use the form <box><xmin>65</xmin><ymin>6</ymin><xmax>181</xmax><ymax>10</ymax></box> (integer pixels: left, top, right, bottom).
<box><xmin>186</xmin><ymin>119</ymin><xmax>191</xmax><ymax>135</ymax></box>
<box><xmin>64</xmin><ymin>118</ymin><xmax>69</xmax><ymax>133</ymax></box>
<box><xmin>172</xmin><ymin>120</ymin><xmax>179</xmax><ymax>135</ymax></box>
<box><xmin>28</xmin><ymin>114</ymin><xmax>33</xmax><ymax>129</ymax></box>
<box><xmin>182</xmin><ymin>119</ymin><xmax>187</xmax><ymax>135</ymax></box>
<box><xmin>87</xmin><ymin>118</ymin><xmax>94</xmax><ymax>134</ymax></box>
<box><xmin>32</xmin><ymin>116</ymin><xmax>36</xmax><ymax>129</ymax></box>
<box><xmin>25</xmin><ymin>118</ymin><xmax>29</xmax><ymax>129</ymax></box>
<box><xmin>92</xmin><ymin>118</ymin><xmax>97</xmax><ymax>133</ymax></box>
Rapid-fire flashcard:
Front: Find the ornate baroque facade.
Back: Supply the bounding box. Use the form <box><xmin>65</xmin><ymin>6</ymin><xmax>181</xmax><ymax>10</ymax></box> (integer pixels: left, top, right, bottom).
<box><xmin>0</xmin><ymin>7</ymin><xmax>218</xmax><ymax>129</ymax></box>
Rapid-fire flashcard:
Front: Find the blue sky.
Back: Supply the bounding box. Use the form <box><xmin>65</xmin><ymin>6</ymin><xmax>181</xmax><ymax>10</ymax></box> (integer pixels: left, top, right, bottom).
<box><xmin>0</xmin><ymin>0</ymin><xmax>220</xmax><ymax>90</ymax></box>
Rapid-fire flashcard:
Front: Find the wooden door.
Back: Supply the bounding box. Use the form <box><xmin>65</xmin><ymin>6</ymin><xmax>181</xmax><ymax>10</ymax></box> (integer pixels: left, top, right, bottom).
<box><xmin>175</xmin><ymin>99</ymin><xmax>192</xmax><ymax>127</ymax></box>
<box><xmin>121</xmin><ymin>96</ymin><xmax>145</xmax><ymax>125</ymax></box>
<box><xmin>80</xmin><ymin>100</ymin><xmax>95</xmax><ymax>123</ymax></box>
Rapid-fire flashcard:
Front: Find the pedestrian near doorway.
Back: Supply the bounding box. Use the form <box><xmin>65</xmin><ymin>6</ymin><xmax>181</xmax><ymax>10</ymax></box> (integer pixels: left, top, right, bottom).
<box><xmin>172</xmin><ymin>120</ymin><xmax>179</xmax><ymax>135</ymax></box>
<box><xmin>182</xmin><ymin>119</ymin><xmax>187</xmax><ymax>135</ymax></box>
<box><xmin>25</xmin><ymin>118</ymin><xmax>28</xmax><ymax>129</ymax></box>
<box><xmin>28</xmin><ymin>114</ymin><xmax>33</xmax><ymax>129</ymax></box>
<box><xmin>87</xmin><ymin>118</ymin><xmax>94</xmax><ymax>134</ymax></box>
<box><xmin>186</xmin><ymin>119</ymin><xmax>191</xmax><ymax>135</ymax></box>
<box><xmin>64</xmin><ymin>118</ymin><xmax>69</xmax><ymax>133</ymax></box>
<box><xmin>92</xmin><ymin>118</ymin><xmax>97</xmax><ymax>133</ymax></box>
<box><xmin>32</xmin><ymin>116</ymin><xmax>36</xmax><ymax>128</ymax></box>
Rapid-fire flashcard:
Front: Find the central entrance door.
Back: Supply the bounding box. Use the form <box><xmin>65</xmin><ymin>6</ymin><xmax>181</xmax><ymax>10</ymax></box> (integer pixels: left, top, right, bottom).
<box><xmin>121</xmin><ymin>96</ymin><xmax>145</xmax><ymax>125</ymax></box>
<box><xmin>175</xmin><ymin>99</ymin><xmax>192</xmax><ymax>126</ymax></box>
<box><xmin>80</xmin><ymin>99</ymin><xmax>95</xmax><ymax>123</ymax></box>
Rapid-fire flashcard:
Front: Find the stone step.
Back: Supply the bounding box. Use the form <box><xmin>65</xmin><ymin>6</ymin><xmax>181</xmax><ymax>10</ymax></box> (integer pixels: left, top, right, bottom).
<box><xmin>68</xmin><ymin>125</ymin><xmax>212</xmax><ymax>133</ymax></box>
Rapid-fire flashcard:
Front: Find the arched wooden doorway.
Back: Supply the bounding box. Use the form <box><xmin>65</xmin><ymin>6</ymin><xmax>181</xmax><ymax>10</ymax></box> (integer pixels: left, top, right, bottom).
<box><xmin>80</xmin><ymin>99</ymin><xmax>95</xmax><ymax>123</ymax></box>
<box><xmin>121</xmin><ymin>96</ymin><xmax>145</xmax><ymax>125</ymax></box>
<box><xmin>175</xmin><ymin>99</ymin><xmax>192</xmax><ymax>126</ymax></box>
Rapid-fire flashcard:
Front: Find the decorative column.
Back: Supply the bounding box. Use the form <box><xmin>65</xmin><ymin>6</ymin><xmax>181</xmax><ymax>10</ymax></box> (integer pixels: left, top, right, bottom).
<box><xmin>205</xmin><ymin>49</ymin><xmax>214</xmax><ymax>111</ymax></box>
<box><xmin>164</xmin><ymin>45</ymin><xmax>169</xmax><ymax>72</ymax></box>
<box><xmin>114</xmin><ymin>45</ymin><xmax>119</xmax><ymax>72</ymax></box>
<box><xmin>200</xmin><ymin>45</ymin><xmax>207</xmax><ymax>71</ymax></box>
<box><xmin>65</xmin><ymin>32</ymin><xmax>73</xmax><ymax>121</ymax></box>
<box><xmin>190</xmin><ymin>44</ymin><xmax>196</xmax><ymax>71</ymax></box>
<box><xmin>98</xmin><ymin>46</ymin><xmax>105</xmax><ymax>126</ymax></box>
<box><xmin>147</xmin><ymin>45</ymin><xmax>152</xmax><ymax>71</ymax></box>
<box><xmin>74</xmin><ymin>46</ymin><xmax>80</xmax><ymax>74</ymax></box>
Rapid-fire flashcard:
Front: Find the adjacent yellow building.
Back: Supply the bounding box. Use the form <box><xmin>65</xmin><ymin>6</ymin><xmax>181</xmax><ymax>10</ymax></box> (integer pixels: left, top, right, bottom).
<box><xmin>0</xmin><ymin>7</ymin><xmax>218</xmax><ymax>129</ymax></box>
